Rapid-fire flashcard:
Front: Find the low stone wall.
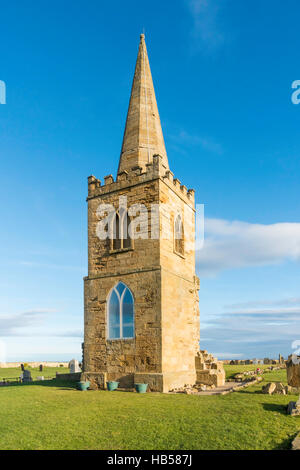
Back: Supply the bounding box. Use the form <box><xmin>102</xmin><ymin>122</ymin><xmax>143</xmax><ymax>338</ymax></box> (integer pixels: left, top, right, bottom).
<box><xmin>0</xmin><ymin>362</ymin><xmax>68</xmax><ymax>368</ymax></box>
<box><xmin>56</xmin><ymin>372</ymin><xmax>81</xmax><ymax>382</ymax></box>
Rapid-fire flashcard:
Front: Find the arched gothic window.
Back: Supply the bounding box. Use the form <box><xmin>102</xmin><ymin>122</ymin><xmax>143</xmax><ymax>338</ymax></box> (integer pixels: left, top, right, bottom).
<box><xmin>174</xmin><ymin>214</ymin><xmax>184</xmax><ymax>256</ymax></box>
<box><xmin>108</xmin><ymin>282</ymin><xmax>134</xmax><ymax>339</ymax></box>
<box><xmin>112</xmin><ymin>208</ymin><xmax>131</xmax><ymax>250</ymax></box>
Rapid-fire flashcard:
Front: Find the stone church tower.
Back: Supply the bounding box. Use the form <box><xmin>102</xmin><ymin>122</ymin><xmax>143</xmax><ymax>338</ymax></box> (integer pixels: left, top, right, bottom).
<box><xmin>82</xmin><ymin>35</ymin><xmax>224</xmax><ymax>392</ymax></box>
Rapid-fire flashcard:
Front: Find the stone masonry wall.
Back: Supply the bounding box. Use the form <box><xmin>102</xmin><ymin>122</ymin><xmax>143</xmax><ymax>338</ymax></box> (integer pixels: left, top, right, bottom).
<box><xmin>83</xmin><ymin>155</ymin><xmax>221</xmax><ymax>392</ymax></box>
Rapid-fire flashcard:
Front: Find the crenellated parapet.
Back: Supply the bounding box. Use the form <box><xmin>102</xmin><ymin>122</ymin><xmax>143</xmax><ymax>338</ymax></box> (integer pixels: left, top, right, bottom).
<box><xmin>87</xmin><ymin>154</ymin><xmax>195</xmax><ymax>206</ymax></box>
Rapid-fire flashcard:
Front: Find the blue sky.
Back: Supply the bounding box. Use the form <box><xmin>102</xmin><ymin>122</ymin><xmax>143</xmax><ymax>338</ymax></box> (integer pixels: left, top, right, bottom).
<box><xmin>0</xmin><ymin>0</ymin><xmax>300</xmax><ymax>361</ymax></box>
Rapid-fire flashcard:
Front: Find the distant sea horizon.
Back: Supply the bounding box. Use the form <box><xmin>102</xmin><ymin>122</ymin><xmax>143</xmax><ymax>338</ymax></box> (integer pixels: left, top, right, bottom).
<box><xmin>2</xmin><ymin>353</ymin><xmax>81</xmax><ymax>363</ymax></box>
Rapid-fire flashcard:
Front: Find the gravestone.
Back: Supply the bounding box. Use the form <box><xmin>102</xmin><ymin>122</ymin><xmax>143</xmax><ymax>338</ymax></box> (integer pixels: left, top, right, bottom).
<box><xmin>69</xmin><ymin>359</ymin><xmax>81</xmax><ymax>373</ymax></box>
<box><xmin>21</xmin><ymin>364</ymin><xmax>24</xmax><ymax>371</ymax></box>
<box><xmin>39</xmin><ymin>364</ymin><xmax>43</xmax><ymax>372</ymax></box>
<box><xmin>22</xmin><ymin>370</ymin><xmax>32</xmax><ymax>383</ymax></box>
<box><xmin>36</xmin><ymin>376</ymin><xmax>44</xmax><ymax>381</ymax></box>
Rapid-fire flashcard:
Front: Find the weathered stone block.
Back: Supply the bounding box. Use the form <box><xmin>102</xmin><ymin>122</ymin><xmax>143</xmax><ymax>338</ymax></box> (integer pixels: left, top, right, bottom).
<box><xmin>292</xmin><ymin>432</ymin><xmax>300</xmax><ymax>450</ymax></box>
<box><xmin>81</xmin><ymin>372</ymin><xmax>107</xmax><ymax>390</ymax></box>
<box><xmin>262</xmin><ymin>382</ymin><xmax>276</xmax><ymax>394</ymax></box>
<box><xmin>287</xmin><ymin>355</ymin><xmax>300</xmax><ymax>387</ymax></box>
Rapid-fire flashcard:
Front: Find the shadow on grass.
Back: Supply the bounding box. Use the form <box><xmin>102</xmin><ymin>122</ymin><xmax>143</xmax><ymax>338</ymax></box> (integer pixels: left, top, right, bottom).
<box><xmin>236</xmin><ymin>388</ymin><xmax>263</xmax><ymax>395</ymax></box>
<box><xmin>262</xmin><ymin>402</ymin><xmax>288</xmax><ymax>415</ymax></box>
<box><xmin>0</xmin><ymin>379</ymin><xmax>77</xmax><ymax>390</ymax></box>
<box><xmin>272</xmin><ymin>433</ymin><xmax>296</xmax><ymax>450</ymax></box>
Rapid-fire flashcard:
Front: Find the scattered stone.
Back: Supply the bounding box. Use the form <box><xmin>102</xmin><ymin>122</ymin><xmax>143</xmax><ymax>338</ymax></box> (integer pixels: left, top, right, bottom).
<box><xmin>287</xmin><ymin>397</ymin><xmax>300</xmax><ymax>416</ymax></box>
<box><xmin>292</xmin><ymin>432</ymin><xmax>300</xmax><ymax>450</ymax></box>
<box><xmin>262</xmin><ymin>382</ymin><xmax>288</xmax><ymax>394</ymax></box>
<box><xmin>169</xmin><ymin>382</ymin><xmax>216</xmax><ymax>394</ymax></box>
<box><xmin>36</xmin><ymin>376</ymin><xmax>44</xmax><ymax>381</ymax></box>
<box><xmin>234</xmin><ymin>374</ymin><xmax>244</xmax><ymax>381</ymax></box>
<box><xmin>262</xmin><ymin>383</ymin><xmax>276</xmax><ymax>394</ymax></box>
<box><xmin>274</xmin><ymin>382</ymin><xmax>286</xmax><ymax>395</ymax></box>
<box><xmin>289</xmin><ymin>386</ymin><xmax>300</xmax><ymax>394</ymax></box>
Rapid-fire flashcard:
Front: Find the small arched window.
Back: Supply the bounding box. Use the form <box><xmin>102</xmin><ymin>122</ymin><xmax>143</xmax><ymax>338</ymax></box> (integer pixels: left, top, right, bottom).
<box><xmin>108</xmin><ymin>282</ymin><xmax>134</xmax><ymax>339</ymax></box>
<box><xmin>174</xmin><ymin>214</ymin><xmax>184</xmax><ymax>256</ymax></box>
<box><xmin>112</xmin><ymin>208</ymin><xmax>131</xmax><ymax>250</ymax></box>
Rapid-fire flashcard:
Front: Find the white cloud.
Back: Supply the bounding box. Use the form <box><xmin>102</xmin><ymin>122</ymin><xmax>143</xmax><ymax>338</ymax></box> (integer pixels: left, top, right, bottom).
<box><xmin>171</xmin><ymin>130</ymin><xmax>223</xmax><ymax>155</ymax></box>
<box><xmin>225</xmin><ymin>297</ymin><xmax>300</xmax><ymax>309</ymax></box>
<box><xmin>0</xmin><ymin>309</ymin><xmax>53</xmax><ymax>336</ymax></box>
<box><xmin>197</xmin><ymin>218</ymin><xmax>300</xmax><ymax>276</ymax></box>
<box><xmin>0</xmin><ymin>309</ymin><xmax>56</xmax><ymax>336</ymax></box>
<box><xmin>201</xmin><ymin>295</ymin><xmax>300</xmax><ymax>359</ymax></box>
<box><xmin>213</xmin><ymin>352</ymin><xmax>243</xmax><ymax>359</ymax></box>
<box><xmin>187</xmin><ymin>0</ymin><xmax>225</xmax><ymax>52</ymax></box>
<box><xmin>223</xmin><ymin>307</ymin><xmax>300</xmax><ymax>316</ymax></box>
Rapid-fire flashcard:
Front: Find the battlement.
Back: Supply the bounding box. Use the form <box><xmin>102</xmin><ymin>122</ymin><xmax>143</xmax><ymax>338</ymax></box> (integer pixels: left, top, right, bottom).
<box><xmin>87</xmin><ymin>154</ymin><xmax>195</xmax><ymax>205</ymax></box>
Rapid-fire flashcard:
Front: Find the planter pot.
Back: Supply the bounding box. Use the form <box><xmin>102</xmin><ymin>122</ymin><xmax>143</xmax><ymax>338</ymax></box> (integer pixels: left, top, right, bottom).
<box><xmin>107</xmin><ymin>381</ymin><xmax>119</xmax><ymax>391</ymax></box>
<box><xmin>77</xmin><ymin>381</ymin><xmax>90</xmax><ymax>391</ymax></box>
<box><xmin>134</xmin><ymin>383</ymin><xmax>148</xmax><ymax>393</ymax></box>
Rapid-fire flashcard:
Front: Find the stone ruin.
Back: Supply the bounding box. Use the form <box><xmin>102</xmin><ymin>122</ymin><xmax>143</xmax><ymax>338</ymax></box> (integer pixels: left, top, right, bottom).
<box><xmin>195</xmin><ymin>350</ymin><xmax>225</xmax><ymax>387</ymax></box>
<box><xmin>286</xmin><ymin>355</ymin><xmax>300</xmax><ymax>388</ymax></box>
<box><xmin>169</xmin><ymin>350</ymin><xmax>225</xmax><ymax>394</ymax></box>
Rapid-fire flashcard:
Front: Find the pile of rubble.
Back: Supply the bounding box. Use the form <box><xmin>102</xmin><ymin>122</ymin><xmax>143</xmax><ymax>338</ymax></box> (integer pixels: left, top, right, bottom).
<box><xmin>262</xmin><ymin>382</ymin><xmax>300</xmax><ymax>395</ymax></box>
<box><xmin>170</xmin><ymin>383</ymin><xmax>216</xmax><ymax>395</ymax></box>
<box><xmin>234</xmin><ymin>371</ymin><xmax>259</xmax><ymax>382</ymax></box>
<box><xmin>233</xmin><ymin>374</ymin><xmax>263</xmax><ymax>385</ymax></box>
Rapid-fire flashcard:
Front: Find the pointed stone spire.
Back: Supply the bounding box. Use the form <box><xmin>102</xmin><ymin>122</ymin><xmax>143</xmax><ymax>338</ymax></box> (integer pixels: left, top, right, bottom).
<box><xmin>118</xmin><ymin>34</ymin><xmax>169</xmax><ymax>174</ymax></box>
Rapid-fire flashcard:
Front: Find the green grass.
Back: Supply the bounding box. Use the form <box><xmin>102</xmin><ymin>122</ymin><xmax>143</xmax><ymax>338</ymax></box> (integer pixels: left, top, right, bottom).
<box><xmin>0</xmin><ymin>367</ymin><xmax>298</xmax><ymax>450</ymax></box>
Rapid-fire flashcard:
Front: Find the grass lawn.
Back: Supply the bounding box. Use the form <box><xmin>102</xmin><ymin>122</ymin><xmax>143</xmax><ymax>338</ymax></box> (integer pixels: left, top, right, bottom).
<box><xmin>0</xmin><ymin>366</ymin><xmax>298</xmax><ymax>450</ymax></box>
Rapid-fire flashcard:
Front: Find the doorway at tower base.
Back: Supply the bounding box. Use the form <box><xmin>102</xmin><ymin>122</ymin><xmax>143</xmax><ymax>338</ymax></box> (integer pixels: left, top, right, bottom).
<box><xmin>195</xmin><ymin>350</ymin><xmax>226</xmax><ymax>387</ymax></box>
